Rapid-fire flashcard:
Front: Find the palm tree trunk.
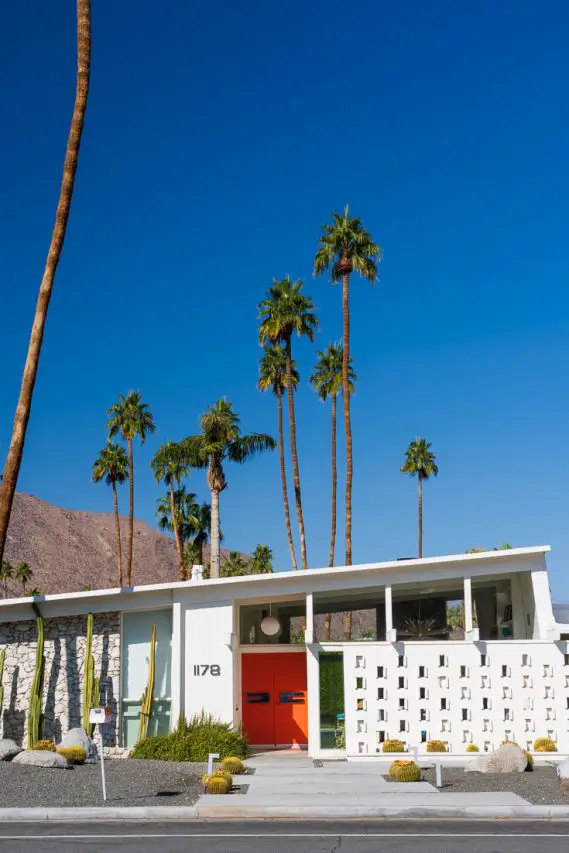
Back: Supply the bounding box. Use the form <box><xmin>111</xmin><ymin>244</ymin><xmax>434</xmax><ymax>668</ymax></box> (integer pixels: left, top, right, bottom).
<box><xmin>210</xmin><ymin>488</ymin><xmax>220</xmax><ymax>578</ymax></box>
<box><xmin>277</xmin><ymin>391</ymin><xmax>298</xmax><ymax>571</ymax></box>
<box><xmin>285</xmin><ymin>337</ymin><xmax>308</xmax><ymax>570</ymax></box>
<box><xmin>0</xmin><ymin>0</ymin><xmax>91</xmax><ymax>566</ymax></box>
<box><xmin>329</xmin><ymin>394</ymin><xmax>337</xmax><ymax>568</ymax></box>
<box><xmin>22</xmin><ymin>580</ymin><xmax>26</xmax><ymax>595</ymax></box>
<box><xmin>418</xmin><ymin>472</ymin><xmax>423</xmax><ymax>559</ymax></box>
<box><xmin>126</xmin><ymin>437</ymin><xmax>134</xmax><ymax>586</ymax></box>
<box><xmin>342</xmin><ymin>271</ymin><xmax>353</xmax><ymax>641</ymax></box>
<box><xmin>323</xmin><ymin>395</ymin><xmax>338</xmax><ymax>642</ymax></box>
<box><xmin>170</xmin><ymin>486</ymin><xmax>186</xmax><ymax>580</ymax></box>
<box><xmin>112</xmin><ymin>481</ymin><xmax>123</xmax><ymax>587</ymax></box>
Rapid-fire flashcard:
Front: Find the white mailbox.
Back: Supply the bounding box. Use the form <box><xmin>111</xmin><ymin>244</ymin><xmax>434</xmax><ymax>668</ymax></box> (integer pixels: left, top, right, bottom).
<box><xmin>89</xmin><ymin>706</ymin><xmax>112</xmax><ymax>725</ymax></box>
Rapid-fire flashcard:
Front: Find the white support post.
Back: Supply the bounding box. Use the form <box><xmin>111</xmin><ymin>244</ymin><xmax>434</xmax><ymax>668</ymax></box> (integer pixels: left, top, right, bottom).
<box><xmin>464</xmin><ymin>577</ymin><xmax>479</xmax><ymax>641</ymax></box>
<box><xmin>385</xmin><ymin>586</ymin><xmax>396</xmax><ymax>642</ymax></box>
<box><xmin>305</xmin><ymin>593</ymin><xmax>314</xmax><ymax>644</ymax></box>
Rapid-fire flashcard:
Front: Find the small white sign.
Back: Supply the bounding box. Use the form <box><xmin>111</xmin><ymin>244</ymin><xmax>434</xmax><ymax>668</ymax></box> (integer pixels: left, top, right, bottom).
<box><xmin>89</xmin><ymin>706</ymin><xmax>112</xmax><ymax>724</ymax></box>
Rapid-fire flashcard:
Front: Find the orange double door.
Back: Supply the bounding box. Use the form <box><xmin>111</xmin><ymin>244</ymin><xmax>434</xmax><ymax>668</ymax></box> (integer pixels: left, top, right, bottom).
<box><xmin>241</xmin><ymin>652</ymin><xmax>308</xmax><ymax>747</ymax></box>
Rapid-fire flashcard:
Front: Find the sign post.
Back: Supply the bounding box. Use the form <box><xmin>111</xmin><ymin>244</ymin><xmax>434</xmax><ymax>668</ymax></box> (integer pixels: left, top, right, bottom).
<box><xmin>90</xmin><ymin>706</ymin><xmax>112</xmax><ymax>802</ymax></box>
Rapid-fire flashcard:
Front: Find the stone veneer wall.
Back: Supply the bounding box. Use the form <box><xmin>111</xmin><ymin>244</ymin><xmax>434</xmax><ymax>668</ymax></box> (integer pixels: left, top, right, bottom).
<box><xmin>0</xmin><ymin>612</ymin><xmax>120</xmax><ymax>751</ymax></box>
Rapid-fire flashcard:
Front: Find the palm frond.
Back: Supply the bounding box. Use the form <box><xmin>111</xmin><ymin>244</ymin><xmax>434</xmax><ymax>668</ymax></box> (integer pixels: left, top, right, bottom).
<box><xmin>228</xmin><ymin>433</ymin><xmax>276</xmax><ymax>463</ymax></box>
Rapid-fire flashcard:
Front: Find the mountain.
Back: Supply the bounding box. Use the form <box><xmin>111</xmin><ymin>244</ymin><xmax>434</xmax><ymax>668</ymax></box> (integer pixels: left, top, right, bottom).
<box><xmin>3</xmin><ymin>493</ymin><xmax>232</xmax><ymax>597</ymax></box>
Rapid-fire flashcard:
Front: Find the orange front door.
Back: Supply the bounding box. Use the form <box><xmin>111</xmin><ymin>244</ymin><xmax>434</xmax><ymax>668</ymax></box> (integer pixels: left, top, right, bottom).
<box><xmin>242</xmin><ymin>653</ymin><xmax>308</xmax><ymax>746</ymax></box>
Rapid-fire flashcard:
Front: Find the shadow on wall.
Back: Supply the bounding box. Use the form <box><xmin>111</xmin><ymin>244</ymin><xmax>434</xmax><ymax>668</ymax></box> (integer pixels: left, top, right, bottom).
<box><xmin>44</xmin><ymin>635</ymin><xmax>62</xmax><ymax>744</ymax></box>
<box><xmin>65</xmin><ymin>631</ymin><xmax>81</xmax><ymax>730</ymax></box>
<box><xmin>100</xmin><ymin>630</ymin><xmax>117</xmax><ymax>748</ymax></box>
<box><xmin>3</xmin><ymin>666</ymin><xmax>25</xmax><ymax>745</ymax></box>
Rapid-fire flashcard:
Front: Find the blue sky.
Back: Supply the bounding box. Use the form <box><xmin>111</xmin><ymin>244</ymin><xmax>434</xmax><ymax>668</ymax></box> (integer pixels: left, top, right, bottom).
<box><xmin>2</xmin><ymin>1</ymin><xmax>569</xmax><ymax>595</ymax></box>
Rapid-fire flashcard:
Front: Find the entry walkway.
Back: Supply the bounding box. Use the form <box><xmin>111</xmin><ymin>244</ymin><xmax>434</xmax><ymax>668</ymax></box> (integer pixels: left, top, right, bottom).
<box><xmin>199</xmin><ymin>751</ymin><xmax>530</xmax><ymax>816</ymax></box>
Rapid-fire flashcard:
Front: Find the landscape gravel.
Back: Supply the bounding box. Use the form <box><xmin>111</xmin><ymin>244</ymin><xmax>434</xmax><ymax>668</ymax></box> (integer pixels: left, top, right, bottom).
<box><xmin>422</xmin><ymin>765</ymin><xmax>567</xmax><ymax>805</ymax></box>
<box><xmin>0</xmin><ymin>759</ymin><xmax>207</xmax><ymax>808</ymax></box>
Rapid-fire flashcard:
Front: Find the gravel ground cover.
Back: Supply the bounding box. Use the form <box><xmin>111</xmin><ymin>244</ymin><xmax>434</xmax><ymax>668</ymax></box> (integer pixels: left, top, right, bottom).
<box><xmin>0</xmin><ymin>759</ymin><xmax>207</xmax><ymax>808</ymax></box>
<box><xmin>420</xmin><ymin>765</ymin><xmax>567</xmax><ymax>805</ymax></box>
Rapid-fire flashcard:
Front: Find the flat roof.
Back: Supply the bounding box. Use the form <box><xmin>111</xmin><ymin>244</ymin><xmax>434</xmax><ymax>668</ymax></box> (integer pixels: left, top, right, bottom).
<box><xmin>0</xmin><ymin>545</ymin><xmax>550</xmax><ymax>616</ymax></box>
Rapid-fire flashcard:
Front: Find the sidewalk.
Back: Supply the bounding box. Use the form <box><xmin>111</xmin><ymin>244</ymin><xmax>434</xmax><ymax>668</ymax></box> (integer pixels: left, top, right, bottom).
<box><xmin>196</xmin><ymin>750</ymin><xmax>538</xmax><ymax>819</ymax></box>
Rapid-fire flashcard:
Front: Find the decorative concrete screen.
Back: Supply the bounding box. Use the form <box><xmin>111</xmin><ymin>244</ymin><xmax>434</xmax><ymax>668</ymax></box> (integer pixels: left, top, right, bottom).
<box><xmin>342</xmin><ymin>641</ymin><xmax>569</xmax><ymax>755</ymax></box>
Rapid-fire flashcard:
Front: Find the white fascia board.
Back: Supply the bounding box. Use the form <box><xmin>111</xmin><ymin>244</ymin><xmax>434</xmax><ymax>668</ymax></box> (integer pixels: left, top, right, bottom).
<box><xmin>0</xmin><ymin>545</ymin><xmax>550</xmax><ymax>623</ymax></box>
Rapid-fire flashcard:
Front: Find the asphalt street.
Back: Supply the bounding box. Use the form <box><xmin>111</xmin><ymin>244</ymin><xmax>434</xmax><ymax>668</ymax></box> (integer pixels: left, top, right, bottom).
<box><xmin>0</xmin><ymin>821</ymin><xmax>569</xmax><ymax>852</ymax></box>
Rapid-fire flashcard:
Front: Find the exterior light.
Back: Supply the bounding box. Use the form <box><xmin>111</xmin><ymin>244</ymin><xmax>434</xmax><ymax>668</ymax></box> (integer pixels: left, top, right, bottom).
<box><xmin>260</xmin><ymin>615</ymin><xmax>280</xmax><ymax>636</ymax></box>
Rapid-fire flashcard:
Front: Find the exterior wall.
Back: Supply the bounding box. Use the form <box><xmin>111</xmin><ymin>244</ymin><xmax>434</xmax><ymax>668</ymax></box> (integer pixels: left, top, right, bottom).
<box><xmin>0</xmin><ymin>612</ymin><xmax>120</xmax><ymax>750</ymax></box>
<box><xmin>183</xmin><ymin>600</ymin><xmax>235</xmax><ymax>723</ymax></box>
<box><xmin>335</xmin><ymin>640</ymin><xmax>569</xmax><ymax>756</ymax></box>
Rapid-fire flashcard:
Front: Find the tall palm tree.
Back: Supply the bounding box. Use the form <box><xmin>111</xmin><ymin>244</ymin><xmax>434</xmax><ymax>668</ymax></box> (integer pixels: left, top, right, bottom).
<box><xmin>151</xmin><ymin>442</ymin><xmax>190</xmax><ymax>580</ymax></box>
<box><xmin>0</xmin><ymin>560</ymin><xmax>13</xmax><ymax>599</ymax></box>
<box><xmin>258</xmin><ymin>277</ymin><xmax>319</xmax><ymax>571</ymax></box>
<box><xmin>0</xmin><ymin>0</ymin><xmax>91</xmax><ymax>566</ymax></box>
<box><xmin>179</xmin><ymin>399</ymin><xmax>276</xmax><ymax>578</ymax></box>
<box><xmin>258</xmin><ymin>344</ymin><xmax>299</xmax><ymax>571</ymax></box>
<box><xmin>14</xmin><ymin>561</ymin><xmax>33</xmax><ymax>595</ymax></box>
<box><xmin>183</xmin><ymin>498</ymin><xmax>213</xmax><ymax>566</ymax></box>
<box><xmin>314</xmin><ymin>208</ymin><xmax>382</xmax><ymax>572</ymax></box>
<box><xmin>107</xmin><ymin>392</ymin><xmax>155</xmax><ymax>586</ymax></box>
<box><xmin>401</xmin><ymin>438</ymin><xmax>438</xmax><ymax>558</ymax></box>
<box><xmin>310</xmin><ymin>343</ymin><xmax>356</xmax><ymax>568</ymax></box>
<box><xmin>222</xmin><ymin>551</ymin><xmax>249</xmax><ymax>576</ymax></box>
<box><xmin>92</xmin><ymin>442</ymin><xmax>129</xmax><ymax>587</ymax></box>
<box><xmin>310</xmin><ymin>343</ymin><xmax>356</xmax><ymax>641</ymax></box>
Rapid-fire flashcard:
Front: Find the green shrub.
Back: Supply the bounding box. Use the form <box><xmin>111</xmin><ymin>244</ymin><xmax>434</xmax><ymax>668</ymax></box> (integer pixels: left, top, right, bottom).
<box><xmin>426</xmin><ymin>740</ymin><xmax>447</xmax><ymax>753</ymax></box>
<box><xmin>382</xmin><ymin>739</ymin><xmax>405</xmax><ymax>753</ymax></box>
<box><xmin>57</xmin><ymin>746</ymin><xmax>87</xmax><ymax>765</ymax></box>
<box><xmin>130</xmin><ymin>712</ymin><xmax>248</xmax><ymax>762</ymax></box>
<box><xmin>525</xmin><ymin>751</ymin><xmax>533</xmax><ymax>771</ymax></box>
<box><xmin>32</xmin><ymin>739</ymin><xmax>56</xmax><ymax>752</ymax></box>
<box><xmin>221</xmin><ymin>757</ymin><xmax>245</xmax><ymax>775</ymax></box>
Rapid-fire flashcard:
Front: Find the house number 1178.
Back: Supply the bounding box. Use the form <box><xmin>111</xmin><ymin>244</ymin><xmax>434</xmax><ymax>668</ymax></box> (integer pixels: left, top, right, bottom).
<box><xmin>193</xmin><ymin>664</ymin><xmax>221</xmax><ymax>676</ymax></box>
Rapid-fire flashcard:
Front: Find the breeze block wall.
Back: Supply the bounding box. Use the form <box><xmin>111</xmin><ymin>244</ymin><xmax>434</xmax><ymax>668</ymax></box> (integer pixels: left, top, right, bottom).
<box><xmin>0</xmin><ymin>612</ymin><xmax>120</xmax><ymax>750</ymax></box>
<box><xmin>341</xmin><ymin>640</ymin><xmax>569</xmax><ymax>755</ymax></box>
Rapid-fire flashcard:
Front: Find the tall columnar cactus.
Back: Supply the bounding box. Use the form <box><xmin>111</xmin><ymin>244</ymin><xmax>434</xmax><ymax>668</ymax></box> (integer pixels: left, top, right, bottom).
<box><xmin>28</xmin><ymin>605</ymin><xmax>45</xmax><ymax>748</ymax></box>
<box><xmin>0</xmin><ymin>650</ymin><xmax>5</xmax><ymax>724</ymax></box>
<box><xmin>82</xmin><ymin>613</ymin><xmax>101</xmax><ymax>737</ymax></box>
<box><xmin>137</xmin><ymin>624</ymin><xmax>156</xmax><ymax>743</ymax></box>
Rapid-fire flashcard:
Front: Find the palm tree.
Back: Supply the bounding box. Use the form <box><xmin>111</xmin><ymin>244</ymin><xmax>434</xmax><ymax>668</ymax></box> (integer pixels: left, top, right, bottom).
<box><xmin>401</xmin><ymin>438</ymin><xmax>439</xmax><ymax>558</ymax></box>
<box><xmin>92</xmin><ymin>442</ymin><xmax>129</xmax><ymax>587</ymax></box>
<box><xmin>258</xmin><ymin>277</ymin><xmax>319</xmax><ymax>570</ymax></box>
<box><xmin>0</xmin><ymin>0</ymin><xmax>91</xmax><ymax>566</ymax></box>
<box><xmin>25</xmin><ymin>587</ymin><xmax>42</xmax><ymax>598</ymax></box>
<box><xmin>310</xmin><ymin>343</ymin><xmax>356</xmax><ymax>568</ymax></box>
<box><xmin>222</xmin><ymin>551</ymin><xmax>249</xmax><ymax>576</ymax></box>
<box><xmin>250</xmin><ymin>544</ymin><xmax>273</xmax><ymax>574</ymax></box>
<box><xmin>258</xmin><ymin>344</ymin><xmax>299</xmax><ymax>571</ymax></box>
<box><xmin>310</xmin><ymin>343</ymin><xmax>356</xmax><ymax>640</ymax></box>
<box><xmin>14</xmin><ymin>562</ymin><xmax>33</xmax><ymax>595</ymax></box>
<box><xmin>179</xmin><ymin>399</ymin><xmax>276</xmax><ymax>578</ymax></box>
<box><xmin>314</xmin><ymin>208</ymin><xmax>382</xmax><ymax>571</ymax></box>
<box><xmin>107</xmin><ymin>392</ymin><xmax>155</xmax><ymax>586</ymax></box>
<box><xmin>152</xmin><ymin>442</ymin><xmax>190</xmax><ymax>580</ymax></box>
<box><xmin>0</xmin><ymin>560</ymin><xmax>13</xmax><ymax>599</ymax></box>
<box><xmin>183</xmin><ymin>498</ymin><xmax>213</xmax><ymax>566</ymax></box>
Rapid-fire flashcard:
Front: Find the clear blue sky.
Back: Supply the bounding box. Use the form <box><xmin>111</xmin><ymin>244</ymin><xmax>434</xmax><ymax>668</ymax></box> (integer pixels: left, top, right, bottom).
<box><xmin>2</xmin><ymin>1</ymin><xmax>569</xmax><ymax>595</ymax></box>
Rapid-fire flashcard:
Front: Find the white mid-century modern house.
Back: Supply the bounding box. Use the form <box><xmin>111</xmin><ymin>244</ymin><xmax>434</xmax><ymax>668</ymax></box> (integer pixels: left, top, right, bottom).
<box><xmin>0</xmin><ymin>545</ymin><xmax>567</xmax><ymax>757</ymax></box>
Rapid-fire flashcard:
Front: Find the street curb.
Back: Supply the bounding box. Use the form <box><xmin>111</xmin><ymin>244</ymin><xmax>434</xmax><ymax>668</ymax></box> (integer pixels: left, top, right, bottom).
<box><xmin>1</xmin><ymin>804</ymin><xmax>569</xmax><ymax>821</ymax></box>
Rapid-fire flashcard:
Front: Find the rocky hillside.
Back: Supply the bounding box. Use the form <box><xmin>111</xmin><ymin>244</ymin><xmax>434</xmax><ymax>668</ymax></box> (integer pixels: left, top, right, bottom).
<box><xmin>3</xmin><ymin>493</ymin><xmax>232</xmax><ymax>597</ymax></box>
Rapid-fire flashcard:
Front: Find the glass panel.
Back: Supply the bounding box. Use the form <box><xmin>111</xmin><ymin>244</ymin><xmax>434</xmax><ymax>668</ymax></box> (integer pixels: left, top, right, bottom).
<box><xmin>239</xmin><ymin>600</ymin><xmax>305</xmax><ymax>644</ymax></box>
<box><xmin>319</xmin><ymin>652</ymin><xmax>344</xmax><ymax>749</ymax></box>
<box><xmin>121</xmin><ymin>699</ymin><xmax>171</xmax><ymax>748</ymax></box>
<box><xmin>122</xmin><ymin>609</ymin><xmax>173</xmax><ymax>698</ymax></box>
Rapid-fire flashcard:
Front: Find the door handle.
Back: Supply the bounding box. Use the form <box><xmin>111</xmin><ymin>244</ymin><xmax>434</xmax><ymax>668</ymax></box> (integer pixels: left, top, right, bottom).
<box><xmin>246</xmin><ymin>691</ymin><xmax>270</xmax><ymax>704</ymax></box>
<box><xmin>279</xmin><ymin>691</ymin><xmax>305</xmax><ymax>705</ymax></box>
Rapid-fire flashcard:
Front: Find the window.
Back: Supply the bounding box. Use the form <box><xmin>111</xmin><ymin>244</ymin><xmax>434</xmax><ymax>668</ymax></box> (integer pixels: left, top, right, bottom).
<box><xmin>480</xmin><ymin>654</ymin><xmax>487</xmax><ymax>667</ymax></box>
<box><xmin>378</xmin><ymin>730</ymin><xmax>385</xmax><ymax>743</ymax></box>
<box><xmin>356</xmin><ymin>677</ymin><xmax>365</xmax><ymax>690</ymax></box>
<box><xmin>565</xmin><ymin>654</ymin><xmax>569</xmax><ymax>667</ymax></box>
<box><xmin>356</xmin><ymin>698</ymin><xmax>365</xmax><ymax>711</ymax></box>
<box><xmin>355</xmin><ymin>655</ymin><xmax>365</xmax><ymax>669</ymax></box>
<box><xmin>377</xmin><ymin>687</ymin><xmax>385</xmax><ymax>700</ymax></box>
<box><xmin>441</xmin><ymin>698</ymin><xmax>447</xmax><ymax>710</ymax></box>
<box><xmin>399</xmin><ymin>720</ymin><xmax>406</xmax><ymax>732</ymax></box>
<box><xmin>522</xmin><ymin>654</ymin><xmax>530</xmax><ymax>667</ymax></box>
<box><xmin>462</xmin><ymin>708</ymin><xmax>468</xmax><ymax>721</ymax></box>
<box><xmin>398</xmin><ymin>698</ymin><xmax>406</xmax><ymax>710</ymax></box>
<box><xmin>398</xmin><ymin>655</ymin><xmax>405</xmax><ymax>668</ymax></box>
<box><xmin>378</xmin><ymin>709</ymin><xmax>385</xmax><ymax>721</ymax></box>
<box><xmin>439</xmin><ymin>655</ymin><xmax>446</xmax><ymax>667</ymax></box>
<box><xmin>377</xmin><ymin>666</ymin><xmax>384</xmax><ymax>678</ymax></box>
<box><xmin>460</xmin><ymin>665</ymin><xmax>467</xmax><ymax>678</ymax></box>
<box><xmin>501</xmin><ymin>665</ymin><xmax>509</xmax><ymax>678</ymax></box>
<box><xmin>420</xmin><ymin>709</ymin><xmax>427</xmax><ymax>721</ymax></box>
<box><xmin>398</xmin><ymin>676</ymin><xmax>405</xmax><ymax>689</ymax></box>
<box><xmin>504</xmin><ymin>709</ymin><xmax>511</xmax><ymax>721</ymax></box>
<box><xmin>482</xmin><ymin>697</ymin><xmax>489</xmax><ymax>710</ymax></box>
<box><xmin>419</xmin><ymin>687</ymin><xmax>426</xmax><ymax>699</ymax></box>
<box><xmin>418</xmin><ymin>665</ymin><xmax>426</xmax><ymax>678</ymax></box>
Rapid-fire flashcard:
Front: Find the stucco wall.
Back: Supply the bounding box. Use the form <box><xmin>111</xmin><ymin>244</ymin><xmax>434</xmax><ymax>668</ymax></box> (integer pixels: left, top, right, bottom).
<box><xmin>0</xmin><ymin>612</ymin><xmax>120</xmax><ymax>749</ymax></box>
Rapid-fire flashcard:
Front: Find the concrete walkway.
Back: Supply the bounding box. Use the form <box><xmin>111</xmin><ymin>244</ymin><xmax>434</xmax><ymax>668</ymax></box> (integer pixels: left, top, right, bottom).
<box><xmin>198</xmin><ymin>751</ymin><xmax>530</xmax><ymax>817</ymax></box>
